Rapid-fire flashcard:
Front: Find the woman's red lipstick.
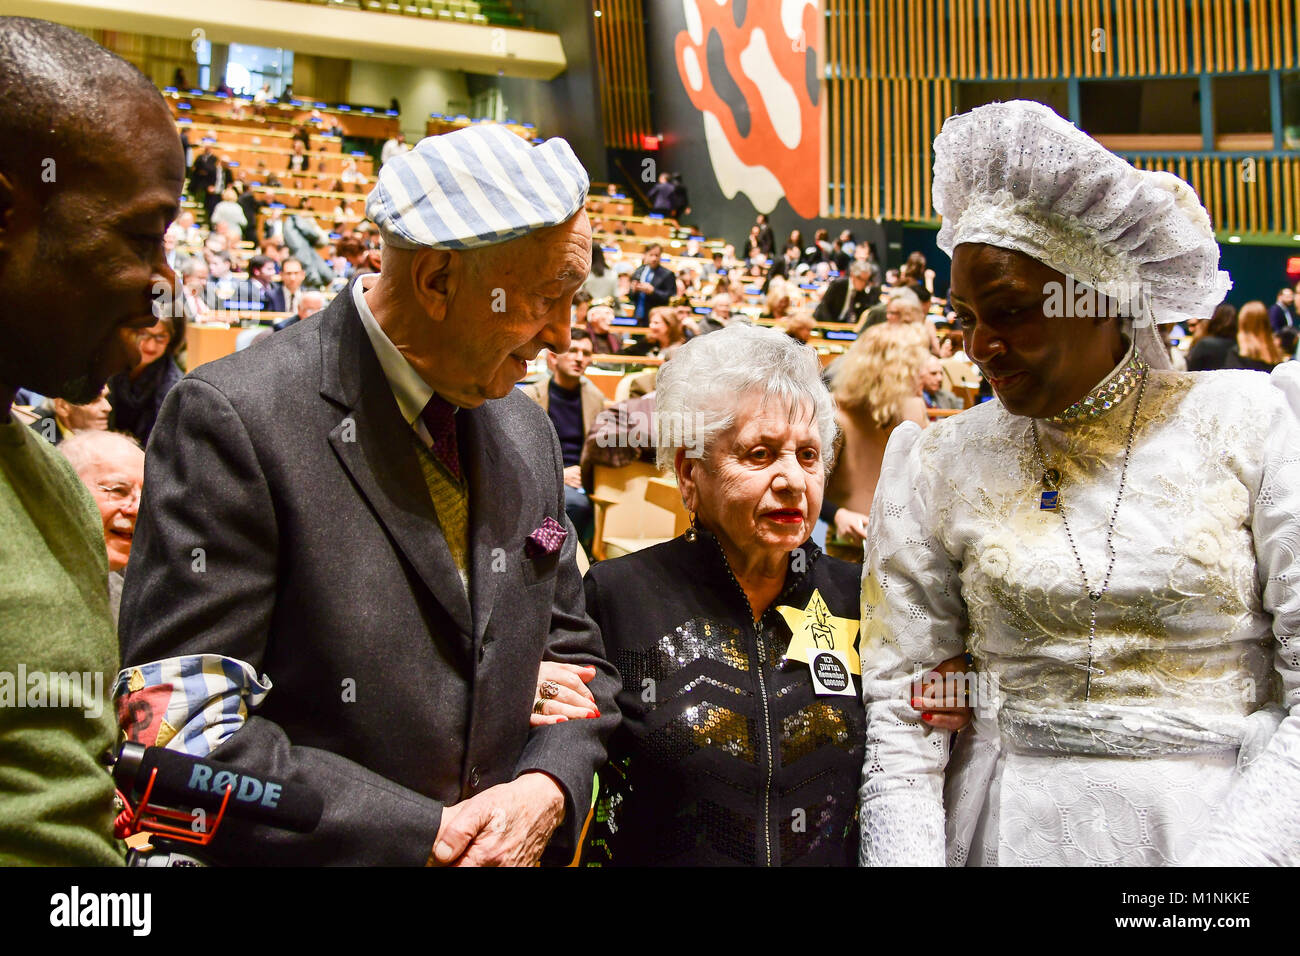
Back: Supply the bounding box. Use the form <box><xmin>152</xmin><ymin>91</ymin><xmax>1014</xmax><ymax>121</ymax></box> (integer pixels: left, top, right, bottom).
<box><xmin>764</xmin><ymin>509</ymin><xmax>804</xmax><ymax>524</ymax></box>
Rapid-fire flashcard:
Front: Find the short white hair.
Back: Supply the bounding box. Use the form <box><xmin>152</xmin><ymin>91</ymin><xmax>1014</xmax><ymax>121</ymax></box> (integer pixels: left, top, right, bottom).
<box><xmin>654</xmin><ymin>324</ymin><xmax>836</xmax><ymax>471</ymax></box>
<box><xmin>60</xmin><ymin>429</ymin><xmax>142</xmax><ymax>475</ymax></box>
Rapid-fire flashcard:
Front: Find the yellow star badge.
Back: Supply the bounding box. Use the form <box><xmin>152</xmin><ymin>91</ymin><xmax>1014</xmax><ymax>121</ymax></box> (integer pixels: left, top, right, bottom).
<box><xmin>777</xmin><ymin>589</ymin><xmax>861</xmax><ymax>675</ymax></box>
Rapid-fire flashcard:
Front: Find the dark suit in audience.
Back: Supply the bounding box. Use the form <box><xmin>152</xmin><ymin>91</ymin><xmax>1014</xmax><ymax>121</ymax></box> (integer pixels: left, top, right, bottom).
<box><xmin>814</xmin><ymin>276</ymin><xmax>880</xmax><ymax>325</ymax></box>
<box><xmin>226</xmin><ymin>278</ymin><xmax>285</xmax><ymax>313</ymax></box>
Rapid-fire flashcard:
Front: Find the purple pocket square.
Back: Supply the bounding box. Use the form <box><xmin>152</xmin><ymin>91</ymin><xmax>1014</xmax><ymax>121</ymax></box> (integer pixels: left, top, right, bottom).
<box><xmin>525</xmin><ymin>517</ymin><xmax>568</xmax><ymax>558</ymax></box>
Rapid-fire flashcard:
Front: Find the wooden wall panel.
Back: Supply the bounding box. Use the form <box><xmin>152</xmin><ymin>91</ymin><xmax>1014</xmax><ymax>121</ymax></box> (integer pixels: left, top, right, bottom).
<box><xmin>591</xmin><ymin>0</ymin><xmax>652</xmax><ymax>150</ymax></box>
<box><xmin>819</xmin><ymin>0</ymin><xmax>1300</xmax><ymax>232</ymax></box>
<box><xmin>84</xmin><ymin>29</ymin><xmax>197</xmax><ymax>91</ymax></box>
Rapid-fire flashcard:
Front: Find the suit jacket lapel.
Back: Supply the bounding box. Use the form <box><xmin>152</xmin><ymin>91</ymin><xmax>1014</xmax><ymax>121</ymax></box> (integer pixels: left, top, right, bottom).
<box><xmin>318</xmin><ymin>293</ymin><xmax>474</xmax><ymax>638</ymax></box>
<box><xmin>463</xmin><ymin>400</ymin><xmax>535</xmax><ymax>646</ymax></box>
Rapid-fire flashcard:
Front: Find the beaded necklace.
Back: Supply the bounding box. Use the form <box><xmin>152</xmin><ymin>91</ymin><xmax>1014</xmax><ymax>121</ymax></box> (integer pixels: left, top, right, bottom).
<box><xmin>1028</xmin><ymin>348</ymin><xmax>1150</xmax><ymax>700</ymax></box>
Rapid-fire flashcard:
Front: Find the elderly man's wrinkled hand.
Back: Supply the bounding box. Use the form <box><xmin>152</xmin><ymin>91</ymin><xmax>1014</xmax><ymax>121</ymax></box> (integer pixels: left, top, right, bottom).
<box><xmin>430</xmin><ymin>773</ymin><xmax>565</xmax><ymax>866</ymax></box>
<box><xmin>563</xmin><ymin>465</ymin><xmax>583</xmax><ymax>490</ymax></box>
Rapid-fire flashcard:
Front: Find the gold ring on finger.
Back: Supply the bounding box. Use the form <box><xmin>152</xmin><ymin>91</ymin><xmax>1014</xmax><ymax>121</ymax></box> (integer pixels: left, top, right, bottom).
<box><xmin>539</xmin><ymin>680</ymin><xmax>560</xmax><ymax>700</ymax></box>
<box><xmin>533</xmin><ymin>698</ymin><xmax>546</xmax><ymax>714</ymax></box>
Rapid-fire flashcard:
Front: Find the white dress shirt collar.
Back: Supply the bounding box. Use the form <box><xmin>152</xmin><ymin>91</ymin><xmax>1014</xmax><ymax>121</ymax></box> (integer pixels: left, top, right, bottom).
<box><xmin>352</xmin><ymin>274</ymin><xmax>434</xmax><ymax>430</ymax></box>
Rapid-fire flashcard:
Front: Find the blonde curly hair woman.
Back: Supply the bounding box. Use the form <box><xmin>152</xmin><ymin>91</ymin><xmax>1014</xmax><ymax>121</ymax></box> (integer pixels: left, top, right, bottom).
<box><xmin>821</xmin><ymin>324</ymin><xmax>930</xmax><ymax>561</ymax></box>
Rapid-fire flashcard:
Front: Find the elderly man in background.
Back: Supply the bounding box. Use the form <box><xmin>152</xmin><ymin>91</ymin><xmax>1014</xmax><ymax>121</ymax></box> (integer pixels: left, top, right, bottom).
<box><xmin>815</xmin><ymin>260</ymin><xmax>879</xmax><ymax>327</ymax></box>
<box><xmin>920</xmin><ymin>355</ymin><xmax>963</xmax><ymax>410</ymax></box>
<box><xmin>273</xmin><ymin>289</ymin><xmax>326</xmax><ymax>331</ymax></box>
<box><xmin>583</xmin><ymin>301</ymin><xmax>623</xmax><ymax>357</ymax></box>
<box><xmin>118</xmin><ymin>124</ymin><xmax>620</xmax><ymax>866</ymax></box>
<box><xmin>28</xmin><ymin>386</ymin><xmax>113</xmax><ymax>446</ymax></box>
<box><xmin>0</xmin><ymin>18</ymin><xmax>184</xmax><ymax>865</ymax></box>
<box><xmin>693</xmin><ymin>292</ymin><xmax>734</xmax><ymax>336</ymax></box>
<box><xmin>61</xmin><ymin>430</ymin><xmax>145</xmax><ymax>625</ymax></box>
<box><xmin>522</xmin><ymin>329</ymin><xmax>604</xmax><ymax>551</ymax></box>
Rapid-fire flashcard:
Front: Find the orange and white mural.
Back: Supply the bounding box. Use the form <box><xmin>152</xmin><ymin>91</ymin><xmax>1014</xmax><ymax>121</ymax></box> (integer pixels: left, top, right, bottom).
<box><xmin>673</xmin><ymin>0</ymin><xmax>822</xmax><ymax>218</ymax></box>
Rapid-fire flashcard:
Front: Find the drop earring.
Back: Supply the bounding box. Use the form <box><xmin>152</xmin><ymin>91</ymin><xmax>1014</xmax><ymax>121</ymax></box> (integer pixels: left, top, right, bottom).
<box><xmin>685</xmin><ymin>510</ymin><xmax>699</xmax><ymax>543</ymax></box>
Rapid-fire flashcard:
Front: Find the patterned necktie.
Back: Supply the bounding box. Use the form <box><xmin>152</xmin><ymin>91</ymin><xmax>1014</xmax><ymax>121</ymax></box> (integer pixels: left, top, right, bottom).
<box><xmin>419</xmin><ymin>394</ymin><xmax>461</xmax><ymax>482</ymax></box>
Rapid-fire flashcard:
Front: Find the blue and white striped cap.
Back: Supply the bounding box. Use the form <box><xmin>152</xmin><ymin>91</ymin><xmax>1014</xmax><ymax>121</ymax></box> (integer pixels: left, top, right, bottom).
<box><xmin>366</xmin><ymin>125</ymin><xmax>590</xmax><ymax>250</ymax></box>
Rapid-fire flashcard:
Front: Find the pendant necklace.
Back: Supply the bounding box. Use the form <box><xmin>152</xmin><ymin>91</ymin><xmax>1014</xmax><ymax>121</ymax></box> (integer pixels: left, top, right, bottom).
<box><xmin>1028</xmin><ymin>367</ymin><xmax>1148</xmax><ymax>701</ymax></box>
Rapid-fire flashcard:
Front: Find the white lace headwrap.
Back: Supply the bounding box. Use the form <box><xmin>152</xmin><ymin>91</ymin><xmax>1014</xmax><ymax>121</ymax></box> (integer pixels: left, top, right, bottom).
<box><xmin>932</xmin><ymin>100</ymin><xmax>1231</xmax><ymax>337</ymax></box>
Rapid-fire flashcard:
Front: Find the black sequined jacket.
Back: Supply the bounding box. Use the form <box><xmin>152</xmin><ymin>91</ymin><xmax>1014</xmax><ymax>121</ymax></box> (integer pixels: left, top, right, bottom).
<box><xmin>581</xmin><ymin>531</ymin><xmax>865</xmax><ymax>866</ymax></box>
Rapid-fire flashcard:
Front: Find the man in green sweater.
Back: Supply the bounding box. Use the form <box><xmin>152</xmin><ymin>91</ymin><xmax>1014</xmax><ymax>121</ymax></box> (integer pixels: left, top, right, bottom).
<box><xmin>0</xmin><ymin>18</ymin><xmax>185</xmax><ymax>865</ymax></box>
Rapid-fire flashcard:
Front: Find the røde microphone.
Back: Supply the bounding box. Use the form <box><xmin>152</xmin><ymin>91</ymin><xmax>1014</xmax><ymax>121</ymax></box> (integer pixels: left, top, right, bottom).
<box><xmin>114</xmin><ymin>743</ymin><xmax>323</xmax><ymax>833</ymax></box>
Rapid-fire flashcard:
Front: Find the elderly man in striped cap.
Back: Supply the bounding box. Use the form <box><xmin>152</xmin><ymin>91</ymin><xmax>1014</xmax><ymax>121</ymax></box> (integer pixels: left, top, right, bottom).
<box><xmin>117</xmin><ymin>126</ymin><xmax>620</xmax><ymax>866</ymax></box>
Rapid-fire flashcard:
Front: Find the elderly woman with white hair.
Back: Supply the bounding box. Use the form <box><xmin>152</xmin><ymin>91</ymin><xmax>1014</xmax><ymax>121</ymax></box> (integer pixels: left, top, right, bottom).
<box><xmin>860</xmin><ymin>101</ymin><xmax>1300</xmax><ymax>867</ymax></box>
<box><xmin>579</xmin><ymin>324</ymin><xmax>969</xmax><ymax>866</ymax></box>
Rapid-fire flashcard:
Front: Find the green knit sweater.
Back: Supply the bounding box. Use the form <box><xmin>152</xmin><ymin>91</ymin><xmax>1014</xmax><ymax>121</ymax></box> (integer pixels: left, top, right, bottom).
<box><xmin>0</xmin><ymin>418</ymin><xmax>124</xmax><ymax>865</ymax></box>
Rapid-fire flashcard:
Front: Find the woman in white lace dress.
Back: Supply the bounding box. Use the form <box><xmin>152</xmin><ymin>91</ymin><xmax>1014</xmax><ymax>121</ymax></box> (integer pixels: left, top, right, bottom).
<box><xmin>859</xmin><ymin>100</ymin><xmax>1300</xmax><ymax>866</ymax></box>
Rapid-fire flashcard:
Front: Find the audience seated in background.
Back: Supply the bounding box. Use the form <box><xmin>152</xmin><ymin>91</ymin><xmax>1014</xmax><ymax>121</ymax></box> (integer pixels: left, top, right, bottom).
<box><xmin>815</xmin><ymin>260</ymin><xmax>879</xmax><ymax>326</ymax></box>
<box><xmin>179</xmin><ymin>257</ymin><xmax>215</xmax><ymax>321</ymax></box>
<box><xmin>621</xmin><ymin>306</ymin><xmax>686</xmax><ymax>357</ymax></box>
<box><xmin>779</xmin><ymin>312</ymin><xmax>815</xmax><ymax>344</ymax></box>
<box><xmin>628</xmin><ymin>243</ymin><xmax>676</xmax><ymax>322</ymax></box>
<box><xmin>278</xmin><ymin>257</ymin><xmax>308</xmax><ymax>315</ymax></box>
<box><xmin>107</xmin><ymin>315</ymin><xmax>185</xmax><ymax>448</ymax></box>
<box><xmin>694</xmin><ymin>292</ymin><xmax>733</xmax><ymax>336</ymax></box>
<box><xmin>380</xmin><ymin>131</ymin><xmax>407</xmax><ymax>166</ymax></box>
<box><xmin>762</xmin><ymin>241</ymin><xmax>802</xmax><ymax>293</ymax></box>
<box><xmin>29</xmin><ymin>385</ymin><xmax>112</xmax><ymax>445</ymax></box>
<box><xmin>582</xmin><ymin>303</ymin><xmax>624</xmax><ymax>357</ymax></box>
<box><xmin>1277</xmin><ymin>327</ymin><xmax>1299</xmax><ymax>360</ymax></box>
<box><xmin>863</xmin><ymin>285</ymin><xmax>947</xmax><ymax>358</ymax></box>
<box><xmin>209</xmin><ymin>187</ymin><xmax>247</xmax><ymax>234</ymax></box>
<box><xmin>59</xmin><ymin>430</ymin><xmax>145</xmax><ymax>625</ymax></box>
<box><xmin>1187</xmin><ymin>302</ymin><xmax>1239</xmax><ymax>371</ymax></box>
<box><xmin>670</xmin><ymin>295</ymin><xmax>696</xmax><ymax>336</ymax></box>
<box><xmin>582</xmin><ymin>245</ymin><xmax>618</xmax><ymax>301</ymax></box>
<box><xmin>920</xmin><ymin>354</ymin><xmax>963</xmax><ymax>409</ymax></box>
<box><xmin>521</xmin><ymin>329</ymin><xmax>603</xmax><ymax>551</ymax></box>
<box><xmin>1268</xmin><ymin>287</ymin><xmax>1297</xmax><ymax>332</ymax></box>
<box><xmin>571</xmin><ymin>289</ymin><xmax>593</xmax><ymax>327</ymax></box>
<box><xmin>259</xmin><ymin>236</ymin><xmax>287</xmax><ymax>265</ymax></box>
<box><xmin>821</xmin><ymin>324</ymin><xmax>931</xmax><ymax>562</ymax></box>
<box><xmin>584</xmin><ymin>391</ymin><xmax>659</xmax><ymax>476</ymax></box>
<box><xmin>762</xmin><ymin>279</ymin><xmax>800</xmax><ymax>322</ymax></box>
<box><xmin>231</xmin><ymin>254</ymin><xmax>286</xmax><ymax>313</ymax></box>
<box><xmin>273</xmin><ymin>290</ymin><xmax>327</xmax><ymax>331</ymax></box>
<box><xmin>1228</xmin><ymin>301</ymin><xmax>1284</xmax><ymax>371</ymax></box>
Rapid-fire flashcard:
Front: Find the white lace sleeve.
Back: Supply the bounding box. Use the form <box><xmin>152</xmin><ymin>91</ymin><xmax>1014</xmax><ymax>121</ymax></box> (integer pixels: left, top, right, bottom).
<box><xmin>859</xmin><ymin>422</ymin><xmax>968</xmax><ymax>866</ymax></box>
<box><xmin>1188</xmin><ymin>366</ymin><xmax>1300</xmax><ymax>866</ymax></box>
